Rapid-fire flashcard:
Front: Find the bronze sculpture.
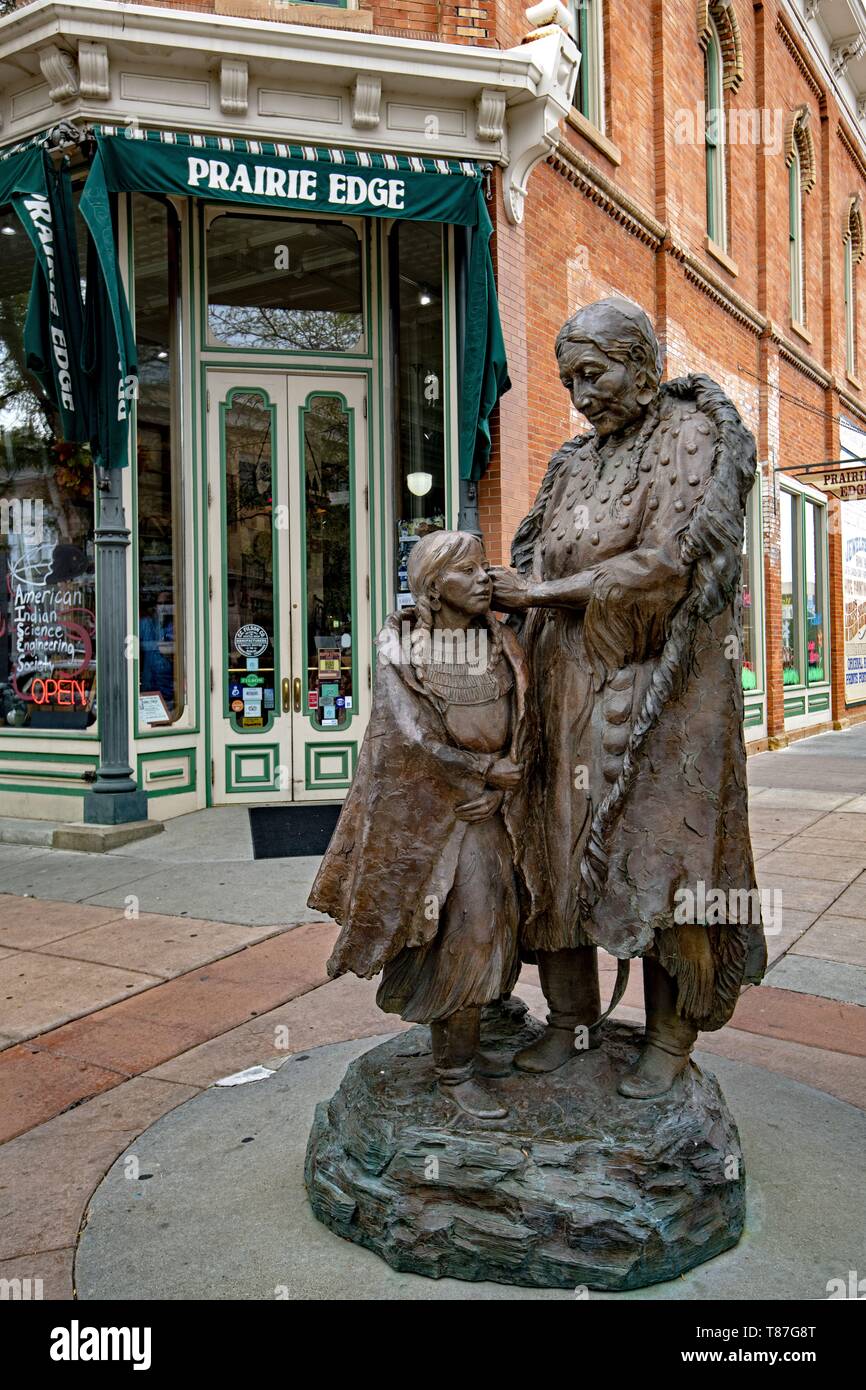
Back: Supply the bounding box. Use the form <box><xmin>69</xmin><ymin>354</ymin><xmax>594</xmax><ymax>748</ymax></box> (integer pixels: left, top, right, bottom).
<box><xmin>489</xmin><ymin>296</ymin><xmax>766</xmax><ymax>1097</ymax></box>
<box><xmin>306</xmin><ymin>296</ymin><xmax>763</xmax><ymax>1288</ymax></box>
<box><xmin>309</xmin><ymin>529</ymin><xmax>535</xmax><ymax>1120</ymax></box>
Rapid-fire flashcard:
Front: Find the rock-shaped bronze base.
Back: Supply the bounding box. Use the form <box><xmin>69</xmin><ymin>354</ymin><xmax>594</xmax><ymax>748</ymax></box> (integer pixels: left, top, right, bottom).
<box><xmin>305</xmin><ymin>1011</ymin><xmax>746</xmax><ymax>1291</ymax></box>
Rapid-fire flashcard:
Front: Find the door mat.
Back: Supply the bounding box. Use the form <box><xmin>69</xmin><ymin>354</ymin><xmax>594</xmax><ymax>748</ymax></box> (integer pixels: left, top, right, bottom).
<box><xmin>248</xmin><ymin>804</ymin><xmax>341</xmax><ymax>860</ymax></box>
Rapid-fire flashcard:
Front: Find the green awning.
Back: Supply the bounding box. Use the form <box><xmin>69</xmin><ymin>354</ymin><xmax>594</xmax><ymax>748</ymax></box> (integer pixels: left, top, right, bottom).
<box><xmin>0</xmin><ymin>146</ymin><xmax>89</xmax><ymax>449</ymax></box>
<box><xmin>87</xmin><ymin>129</ymin><xmax>509</xmax><ymax>479</ymax></box>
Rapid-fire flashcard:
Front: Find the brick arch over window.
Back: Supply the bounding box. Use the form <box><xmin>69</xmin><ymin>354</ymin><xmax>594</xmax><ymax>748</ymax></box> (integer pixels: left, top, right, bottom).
<box><xmin>696</xmin><ymin>0</ymin><xmax>744</xmax><ymax>92</ymax></box>
<box><xmin>784</xmin><ymin>105</ymin><xmax>817</xmax><ymax>194</ymax></box>
<box><xmin>845</xmin><ymin>195</ymin><xmax>865</xmax><ymax>264</ymax></box>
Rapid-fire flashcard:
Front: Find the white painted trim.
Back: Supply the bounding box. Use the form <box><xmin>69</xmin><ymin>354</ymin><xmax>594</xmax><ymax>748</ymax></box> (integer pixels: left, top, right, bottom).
<box><xmin>0</xmin><ymin>1</ymin><xmax>577</xmax><ymax>225</ymax></box>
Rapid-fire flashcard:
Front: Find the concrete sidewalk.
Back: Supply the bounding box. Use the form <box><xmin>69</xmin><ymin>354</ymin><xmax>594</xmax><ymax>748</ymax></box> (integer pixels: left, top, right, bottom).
<box><xmin>0</xmin><ymin>724</ymin><xmax>864</xmax><ymax>1298</ymax></box>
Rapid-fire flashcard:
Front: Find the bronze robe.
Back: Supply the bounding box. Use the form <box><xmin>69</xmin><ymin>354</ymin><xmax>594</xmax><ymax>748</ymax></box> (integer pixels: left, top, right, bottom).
<box><xmin>309</xmin><ymin>612</ymin><xmax>539</xmax><ymax>985</ymax></box>
<box><xmin>512</xmin><ymin>374</ymin><xmax>766</xmax><ymax>1031</ymax></box>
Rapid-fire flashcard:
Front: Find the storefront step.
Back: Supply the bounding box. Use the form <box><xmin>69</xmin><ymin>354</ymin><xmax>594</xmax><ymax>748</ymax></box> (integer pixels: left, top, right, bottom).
<box><xmin>0</xmin><ymin>818</ymin><xmax>163</xmax><ymax>854</ymax></box>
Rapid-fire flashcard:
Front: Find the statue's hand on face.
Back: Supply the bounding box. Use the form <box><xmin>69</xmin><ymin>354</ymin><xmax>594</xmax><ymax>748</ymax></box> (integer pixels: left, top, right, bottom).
<box><xmin>488</xmin><ymin>566</ymin><xmax>532</xmax><ymax>612</ymax></box>
<box><xmin>561</xmin><ymin>343</ymin><xmax>651</xmax><ymax>438</ymax></box>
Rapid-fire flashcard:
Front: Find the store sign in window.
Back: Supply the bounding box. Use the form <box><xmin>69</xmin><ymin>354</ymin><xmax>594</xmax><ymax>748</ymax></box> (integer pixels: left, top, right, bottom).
<box><xmin>0</xmin><ymin>206</ymin><xmax>96</xmax><ymax>730</ymax></box>
<box><xmin>843</xmin><ymin>499</ymin><xmax>866</xmax><ymax>704</ymax></box>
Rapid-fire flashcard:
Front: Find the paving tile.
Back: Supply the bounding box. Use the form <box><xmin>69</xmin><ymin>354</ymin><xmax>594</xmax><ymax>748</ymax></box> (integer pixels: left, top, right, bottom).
<box><xmin>0</xmin><ymin>952</ymin><xmax>161</xmax><ymax>1042</ymax></box>
<box><xmin>0</xmin><ymin>852</ymin><xmax>165</xmax><ymax>903</ymax></box>
<box><xmin>803</xmin><ymin>812</ymin><xmax>866</xmax><ymax>844</ymax></box>
<box><xmin>749</xmin><ymin>832</ymin><xmax>791</xmax><ymax>853</ymax></box>
<box><xmin>0</xmin><ymin>1075</ymin><xmax>198</xmax><ymax>1261</ymax></box>
<box><xmin>730</xmin><ymin>985</ymin><xmax>866</xmax><ymax>1055</ymax></box>
<box><xmin>753</xmin><ymin>851</ymin><xmax>864</xmax><ymax>885</ymax></box>
<box><xmin>753</xmin><ymin>872</ymin><xmax>845</xmax><ymax>916</ymax></box>
<box><xmin>745</xmin><ymin>807</ymin><xmax>831</xmax><ymax>836</ymax></box>
<box><xmin>791</xmin><ymin>915</ymin><xmax>866</xmax><ymax>969</ymax></box>
<box><xmin>0</xmin><ymin>1247</ymin><xmax>74</xmax><ymax>1301</ymax></box>
<box><xmin>781</xmin><ymin>835</ymin><xmax>866</xmax><ymax>867</ymax></box>
<box><xmin>834</xmin><ymin>795</ymin><xmax>866</xmax><ymax>813</ymax></box>
<box><xmin>762</xmin><ymin>907</ymin><xmax>819</xmax><ymax>967</ymax></box>
<box><xmin>821</xmin><ymin>878</ymin><xmax>866</xmax><ymax>920</ymax></box>
<box><xmin>764</xmin><ymin>955</ymin><xmax>866</xmax><ymax>1007</ymax></box>
<box><xmin>147</xmin><ymin>973</ymin><xmax>413</xmax><ymax>1086</ymax></box>
<box><xmin>0</xmin><ymin>1044</ymin><xmax>123</xmax><ymax>1144</ymax></box>
<box><xmin>81</xmin><ymin>860</ymin><xmax>327</xmax><ymax>927</ymax></box>
<box><xmin>746</xmin><ymin>788</ymin><xmax>856</xmax><ymax>812</ymax></box>
<box><xmin>36</xmin><ymin>922</ymin><xmax>339</xmax><ymax>1076</ymax></box>
<box><xmin>0</xmin><ymin>895</ymin><xmax>123</xmax><ymax>949</ymax></box>
<box><xmin>695</xmin><ymin>1027</ymin><xmax>866</xmax><ymax>1111</ymax></box>
<box><xmin>0</xmin><ymin>948</ymin><xmax>14</xmax><ymax>961</ymax></box>
<box><xmin>36</xmin><ymin>913</ymin><xmax>288</xmax><ymax>979</ymax></box>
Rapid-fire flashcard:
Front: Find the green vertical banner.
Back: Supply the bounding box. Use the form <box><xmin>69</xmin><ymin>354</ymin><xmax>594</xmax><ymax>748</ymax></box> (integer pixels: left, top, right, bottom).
<box><xmin>459</xmin><ymin>189</ymin><xmax>510</xmax><ymax>482</ymax></box>
<box><xmin>8</xmin><ymin>150</ymin><xmax>89</xmax><ymax>445</ymax></box>
<box><xmin>79</xmin><ymin>148</ymin><xmax>138</xmax><ymax>469</ymax></box>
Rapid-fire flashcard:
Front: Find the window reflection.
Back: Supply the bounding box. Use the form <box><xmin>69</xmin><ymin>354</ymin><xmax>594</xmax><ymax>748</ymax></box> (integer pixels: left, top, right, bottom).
<box><xmin>224</xmin><ymin>391</ymin><xmax>276</xmax><ymax>731</ymax></box>
<box><xmin>780</xmin><ymin>490</ymin><xmax>801</xmax><ymax>686</ymax></box>
<box><xmin>0</xmin><ymin>203</ymin><xmax>96</xmax><ymax>731</ymax></box>
<box><xmin>805</xmin><ymin>498</ymin><xmax>826</xmax><ymax>685</ymax></box>
<box><xmin>134</xmin><ymin>195</ymin><xmax>184</xmax><ymax>724</ymax></box>
<box><xmin>741</xmin><ymin>492</ymin><xmax>758</xmax><ymax>691</ymax></box>
<box><xmin>207</xmin><ymin>214</ymin><xmax>363</xmax><ymax>352</ymax></box>
<box><xmin>304</xmin><ymin>395</ymin><xmax>353</xmax><ymax>728</ymax></box>
<box><xmin>390</xmin><ymin>221</ymin><xmax>446</xmax><ymax>601</ymax></box>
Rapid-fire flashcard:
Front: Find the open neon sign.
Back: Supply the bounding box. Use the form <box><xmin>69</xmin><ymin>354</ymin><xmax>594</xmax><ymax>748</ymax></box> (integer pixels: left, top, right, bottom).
<box><xmin>30</xmin><ymin>677</ymin><xmax>87</xmax><ymax>706</ymax></box>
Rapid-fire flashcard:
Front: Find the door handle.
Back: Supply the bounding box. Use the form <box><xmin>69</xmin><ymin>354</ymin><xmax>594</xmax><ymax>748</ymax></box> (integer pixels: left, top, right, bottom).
<box><xmin>281</xmin><ymin>678</ymin><xmax>291</xmax><ymax>714</ymax></box>
<box><xmin>293</xmin><ymin>677</ymin><xmax>301</xmax><ymax>713</ymax></box>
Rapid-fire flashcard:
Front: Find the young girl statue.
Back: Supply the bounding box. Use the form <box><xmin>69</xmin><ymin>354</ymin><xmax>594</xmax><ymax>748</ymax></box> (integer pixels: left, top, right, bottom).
<box><xmin>308</xmin><ymin>530</ymin><xmax>538</xmax><ymax>1119</ymax></box>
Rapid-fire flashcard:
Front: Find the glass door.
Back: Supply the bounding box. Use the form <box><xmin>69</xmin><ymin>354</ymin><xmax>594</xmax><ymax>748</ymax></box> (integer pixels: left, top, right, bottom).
<box><xmin>206</xmin><ymin>371</ymin><xmax>369</xmax><ymax>802</ymax></box>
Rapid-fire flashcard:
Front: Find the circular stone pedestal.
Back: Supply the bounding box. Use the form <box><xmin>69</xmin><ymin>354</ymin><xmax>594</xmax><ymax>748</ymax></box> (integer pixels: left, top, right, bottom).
<box><xmin>305</xmin><ymin>1014</ymin><xmax>746</xmax><ymax>1292</ymax></box>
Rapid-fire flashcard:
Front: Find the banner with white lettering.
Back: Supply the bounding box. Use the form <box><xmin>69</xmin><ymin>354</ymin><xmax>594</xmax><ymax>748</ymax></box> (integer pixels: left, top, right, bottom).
<box><xmin>2</xmin><ymin>150</ymin><xmax>89</xmax><ymax>448</ymax></box>
<box><xmin>87</xmin><ymin>130</ymin><xmax>509</xmax><ymax>479</ymax></box>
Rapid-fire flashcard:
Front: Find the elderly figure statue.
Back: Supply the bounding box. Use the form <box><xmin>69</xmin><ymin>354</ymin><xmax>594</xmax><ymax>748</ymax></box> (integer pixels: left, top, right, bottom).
<box><xmin>490</xmin><ymin>296</ymin><xmax>766</xmax><ymax>1098</ymax></box>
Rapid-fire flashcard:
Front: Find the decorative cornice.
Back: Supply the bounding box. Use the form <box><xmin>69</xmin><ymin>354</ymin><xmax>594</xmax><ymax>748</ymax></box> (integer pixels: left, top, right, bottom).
<box><xmin>548</xmin><ymin>138</ymin><xmax>663</xmax><ymax>247</ymax></box>
<box><xmin>678</xmin><ymin>251</ymin><xmax>764</xmax><ymax>335</ymax></box>
<box><xmin>38</xmin><ymin>42</ymin><xmax>78</xmax><ymax>103</ymax></box>
<box><xmin>351</xmin><ymin>73</ymin><xmax>381</xmax><ymax>130</ymax></box>
<box><xmin>776</xmin><ymin>336</ymin><xmax>833</xmax><ymax>389</ymax></box>
<box><xmin>220</xmin><ymin>58</ymin><xmax>248</xmax><ymax>117</ymax></box>
<box><xmin>837</xmin><ymin>120</ymin><xmax>866</xmax><ymax>184</ymax></box>
<box><xmin>776</xmin><ymin>12</ymin><xmax>825</xmax><ymax>105</ymax></box>
<box><xmin>501</xmin><ymin>25</ymin><xmax>578</xmax><ymax>223</ymax></box>
<box><xmin>78</xmin><ymin>39</ymin><xmax>108</xmax><ymax>100</ymax></box>
<box><xmin>830</xmin><ymin>34</ymin><xmax>865</xmax><ymax>80</ymax></box>
<box><xmin>476</xmin><ymin>87</ymin><xmax>506</xmax><ymax>143</ymax></box>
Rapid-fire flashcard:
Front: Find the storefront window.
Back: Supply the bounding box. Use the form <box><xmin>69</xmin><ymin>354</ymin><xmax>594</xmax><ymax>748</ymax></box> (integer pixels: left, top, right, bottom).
<box><xmin>390</xmin><ymin>221</ymin><xmax>446</xmax><ymax>603</ymax></box>
<box><xmin>0</xmin><ymin>203</ymin><xmax>96</xmax><ymax>731</ymax></box>
<box><xmin>223</xmin><ymin>390</ymin><xmax>276</xmax><ymax>731</ymax></box>
<box><xmin>304</xmin><ymin>394</ymin><xmax>354</xmax><ymax>728</ymax></box>
<box><xmin>780</xmin><ymin>488</ymin><xmax>800</xmax><ymax>685</ymax></box>
<box><xmin>206</xmin><ymin>214</ymin><xmax>363</xmax><ymax>352</ymax></box>
<box><xmin>133</xmin><ymin>194</ymin><xmax>185</xmax><ymax>726</ymax></box>
<box><xmin>805</xmin><ymin>497</ymin><xmax>826</xmax><ymax>684</ymax></box>
<box><xmin>741</xmin><ymin>486</ymin><xmax>758</xmax><ymax>691</ymax></box>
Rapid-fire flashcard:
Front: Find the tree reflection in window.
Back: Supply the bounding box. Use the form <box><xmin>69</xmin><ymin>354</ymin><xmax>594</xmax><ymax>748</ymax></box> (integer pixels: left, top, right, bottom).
<box><xmin>0</xmin><ymin>202</ymin><xmax>96</xmax><ymax>731</ymax></box>
<box><xmin>207</xmin><ymin>214</ymin><xmax>363</xmax><ymax>352</ymax></box>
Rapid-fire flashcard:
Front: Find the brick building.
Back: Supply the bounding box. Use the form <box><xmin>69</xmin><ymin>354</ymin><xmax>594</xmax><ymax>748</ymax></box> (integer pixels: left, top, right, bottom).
<box><xmin>0</xmin><ymin>0</ymin><xmax>865</xmax><ymax>823</ymax></box>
